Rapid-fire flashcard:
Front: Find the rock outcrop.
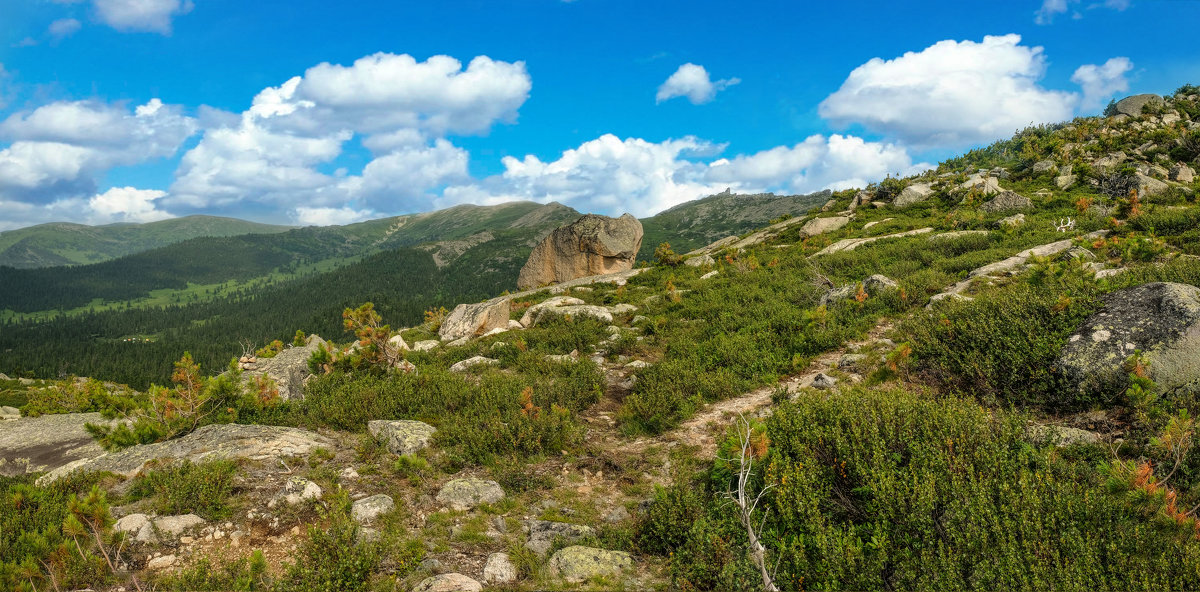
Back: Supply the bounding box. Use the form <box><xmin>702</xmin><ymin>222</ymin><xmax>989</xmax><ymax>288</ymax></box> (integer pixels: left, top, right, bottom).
<box><xmin>980</xmin><ymin>191</ymin><xmax>1033</xmax><ymax>213</ymax></box>
<box><xmin>517</xmin><ymin>214</ymin><xmax>643</xmax><ymax>290</ymax></box>
<box><xmin>519</xmin><ymin>296</ymin><xmax>614</xmax><ymax>327</ymax></box>
<box><xmin>1057</xmin><ymin>282</ymin><xmax>1200</xmax><ymax>398</ymax></box>
<box><xmin>524</xmin><ymin>519</ymin><xmax>594</xmax><ymax>556</ymax></box>
<box><xmin>413</xmin><ymin>573</ymin><xmax>482</xmax><ymax>592</ymax></box>
<box><xmin>37</xmin><ymin>423</ymin><xmax>330</xmax><ymax>485</ymax></box>
<box><xmin>1114</xmin><ymin>94</ymin><xmax>1164</xmax><ymax>117</ymax></box>
<box><xmin>439</xmin><ymin>299</ymin><xmax>512</xmax><ymax>342</ymax></box>
<box><xmin>0</xmin><ymin>412</ymin><xmax>118</xmax><ymax>476</ymax></box>
<box><xmin>894</xmin><ymin>183</ymin><xmax>933</xmax><ymax>207</ymax></box>
<box><xmin>242</xmin><ymin>335</ymin><xmax>326</xmax><ymax>401</ymax></box>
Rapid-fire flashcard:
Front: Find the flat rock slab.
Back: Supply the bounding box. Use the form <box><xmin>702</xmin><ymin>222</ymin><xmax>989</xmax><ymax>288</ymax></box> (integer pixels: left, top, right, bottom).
<box><xmin>436</xmin><ymin>478</ymin><xmax>504</xmax><ymax>510</ymax></box>
<box><xmin>37</xmin><ymin>423</ymin><xmax>330</xmax><ymax>485</ymax></box>
<box><xmin>412</xmin><ymin>573</ymin><xmax>482</xmax><ymax>592</ymax></box>
<box><xmin>0</xmin><ymin>412</ymin><xmax>118</xmax><ymax>477</ymax></box>
<box><xmin>368</xmin><ymin>419</ymin><xmax>436</xmax><ymax>456</ymax></box>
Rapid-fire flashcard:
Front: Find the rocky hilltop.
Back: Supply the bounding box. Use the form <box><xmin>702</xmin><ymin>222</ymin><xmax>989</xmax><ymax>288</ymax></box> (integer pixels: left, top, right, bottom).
<box><xmin>3</xmin><ymin>88</ymin><xmax>1200</xmax><ymax>591</ymax></box>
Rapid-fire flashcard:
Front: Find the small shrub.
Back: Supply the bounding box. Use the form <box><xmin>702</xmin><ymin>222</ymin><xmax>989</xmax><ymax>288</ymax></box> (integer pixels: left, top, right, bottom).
<box><xmin>126</xmin><ymin>459</ymin><xmax>239</xmax><ymax>520</ymax></box>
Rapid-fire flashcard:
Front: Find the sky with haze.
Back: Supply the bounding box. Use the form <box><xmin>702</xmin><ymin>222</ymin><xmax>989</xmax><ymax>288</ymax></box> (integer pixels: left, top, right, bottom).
<box><xmin>1</xmin><ymin>0</ymin><xmax>1198</xmax><ymax>230</ymax></box>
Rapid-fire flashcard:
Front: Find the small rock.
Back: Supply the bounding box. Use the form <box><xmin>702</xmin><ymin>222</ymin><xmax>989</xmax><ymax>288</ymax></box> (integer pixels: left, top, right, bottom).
<box><xmin>549</xmin><ymin>546</ymin><xmax>633</xmax><ymax>584</ymax></box>
<box><xmin>1054</xmin><ymin>174</ymin><xmax>1076</xmax><ymax>190</ymax></box>
<box><xmin>1170</xmin><ymin>163</ymin><xmax>1195</xmax><ymax>184</ymax></box>
<box><xmin>278</xmin><ymin>476</ymin><xmax>322</xmax><ymax>505</ymax></box>
<box><xmin>368</xmin><ymin>419</ymin><xmax>436</xmax><ymax>456</ymax></box>
<box><xmin>700</xmin><ymin>270</ymin><xmax>719</xmax><ymax>280</ymax></box>
<box><xmin>413</xmin><ymin>340</ymin><xmax>440</xmax><ymax>352</ymax></box>
<box><xmin>524</xmin><ymin>520</ymin><xmax>594</xmax><ymax>556</ymax></box>
<box><xmin>413</xmin><ymin>573</ymin><xmax>483</xmax><ymax>592</ymax></box>
<box><xmin>1029</xmin><ymin>424</ymin><xmax>1103</xmax><ymax>447</ymax></box>
<box><xmin>1032</xmin><ymin>160</ymin><xmax>1058</xmax><ymax>175</ymax></box>
<box><xmin>603</xmin><ymin>506</ymin><xmax>631</xmax><ymax>523</ymax></box>
<box><xmin>146</xmin><ymin>554</ymin><xmax>177</xmax><ymax>571</ymax></box>
<box><xmin>449</xmin><ymin>356</ymin><xmax>500</xmax><ymax>373</ymax></box>
<box><xmin>436</xmin><ymin>478</ymin><xmax>505</xmax><ymax>511</ymax></box>
<box><xmin>684</xmin><ymin>254</ymin><xmax>715</xmax><ymax>267</ymax></box>
<box><xmin>351</xmin><ymin>494</ymin><xmax>395</xmax><ymax>524</ymax></box>
<box><xmin>341</xmin><ymin>467</ymin><xmax>359</xmax><ymax>479</ymax></box>
<box><xmin>483</xmin><ymin>552</ymin><xmax>519</xmax><ymax>584</ymax></box>
<box><xmin>812</xmin><ymin>373</ymin><xmax>838</xmax><ymax>390</ymax></box>
<box><xmin>980</xmin><ymin>191</ymin><xmax>1032</xmax><ymax>213</ymax></box>
<box><xmin>153</xmin><ymin>514</ymin><xmax>206</xmax><ymax>538</ymax></box>
<box><xmin>997</xmin><ymin>213</ymin><xmax>1026</xmax><ymax>227</ymax></box>
<box><xmin>610</xmin><ymin>303</ymin><xmax>638</xmax><ymax>315</ymax></box>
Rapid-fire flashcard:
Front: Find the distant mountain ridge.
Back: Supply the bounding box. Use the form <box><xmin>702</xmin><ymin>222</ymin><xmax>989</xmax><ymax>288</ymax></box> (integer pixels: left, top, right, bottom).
<box><xmin>0</xmin><ymin>216</ymin><xmax>293</xmax><ymax>269</ymax></box>
<box><xmin>638</xmin><ymin>189</ymin><xmax>830</xmax><ymax>258</ymax></box>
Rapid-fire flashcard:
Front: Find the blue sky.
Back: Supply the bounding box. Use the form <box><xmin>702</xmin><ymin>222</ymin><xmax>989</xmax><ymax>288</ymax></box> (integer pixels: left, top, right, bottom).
<box><xmin>0</xmin><ymin>0</ymin><xmax>1198</xmax><ymax>229</ymax></box>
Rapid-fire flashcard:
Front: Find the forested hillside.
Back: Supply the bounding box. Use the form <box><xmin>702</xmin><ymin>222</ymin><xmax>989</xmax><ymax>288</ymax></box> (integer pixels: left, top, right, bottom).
<box><xmin>0</xmin><ymin>216</ymin><xmax>292</xmax><ymax>268</ymax></box>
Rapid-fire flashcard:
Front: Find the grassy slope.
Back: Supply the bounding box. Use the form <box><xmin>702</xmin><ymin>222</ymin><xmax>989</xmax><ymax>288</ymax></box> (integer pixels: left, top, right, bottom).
<box><xmin>638</xmin><ymin>190</ymin><xmax>830</xmax><ymax>259</ymax></box>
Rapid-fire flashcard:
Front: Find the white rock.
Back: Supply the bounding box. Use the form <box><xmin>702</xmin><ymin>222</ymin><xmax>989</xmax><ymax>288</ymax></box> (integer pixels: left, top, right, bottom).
<box><xmin>449</xmin><ymin>356</ymin><xmax>499</xmax><ymax>373</ymax></box>
<box><xmin>483</xmin><ymin>552</ymin><xmax>518</xmax><ymax>584</ymax></box>
<box><xmin>351</xmin><ymin>494</ymin><xmax>394</xmax><ymax>524</ymax></box>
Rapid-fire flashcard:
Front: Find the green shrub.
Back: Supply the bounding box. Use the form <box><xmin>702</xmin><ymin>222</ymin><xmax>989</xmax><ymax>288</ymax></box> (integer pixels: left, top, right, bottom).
<box><xmin>125</xmin><ymin>459</ymin><xmax>239</xmax><ymax>520</ymax></box>
<box><xmin>274</xmin><ymin>493</ymin><xmax>380</xmax><ymax>592</ymax></box>
<box><xmin>656</xmin><ymin>387</ymin><xmax>1200</xmax><ymax>590</ymax></box>
<box><xmin>0</xmin><ymin>472</ymin><xmax>121</xmax><ymax>592</ymax></box>
<box><xmin>157</xmin><ymin>550</ymin><xmax>269</xmax><ymax>591</ymax></box>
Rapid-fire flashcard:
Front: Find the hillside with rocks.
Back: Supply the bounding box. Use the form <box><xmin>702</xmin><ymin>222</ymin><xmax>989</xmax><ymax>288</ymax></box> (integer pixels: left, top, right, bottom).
<box><xmin>3</xmin><ymin>87</ymin><xmax>1200</xmax><ymax>591</ymax></box>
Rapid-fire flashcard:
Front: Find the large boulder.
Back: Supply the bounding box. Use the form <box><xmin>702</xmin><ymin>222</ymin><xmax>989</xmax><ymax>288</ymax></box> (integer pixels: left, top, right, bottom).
<box><xmin>798</xmin><ymin>216</ymin><xmax>850</xmax><ymax>237</ymax></box>
<box><xmin>980</xmin><ymin>191</ymin><xmax>1033</xmax><ymax>213</ymax></box>
<box><xmin>517</xmin><ymin>214</ymin><xmax>643</xmax><ymax>290</ymax></box>
<box><xmin>1057</xmin><ymin>282</ymin><xmax>1200</xmax><ymax>398</ymax></box>
<box><xmin>243</xmin><ymin>335</ymin><xmax>326</xmax><ymax>401</ymax></box>
<box><xmin>37</xmin><ymin>423</ymin><xmax>330</xmax><ymax>485</ymax></box>
<box><xmin>960</xmin><ymin>174</ymin><xmax>1003</xmax><ymax>196</ymax></box>
<box><xmin>549</xmin><ymin>546</ymin><xmax>633</xmax><ymax>583</ymax></box>
<box><xmin>368</xmin><ymin>420</ymin><xmax>436</xmax><ymax>455</ymax></box>
<box><xmin>1114</xmin><ymin>94</ymin><xmax>1164</xmax><ymax>117</ymax></box>
<box><xmin>439</xmin><ymin>298</ymin><xmax>512</xmax><ymax>342</ymax></box>
<box><xmin>1170</xmin><ymin>164</ymin><xmax>1196</xmax><ymax>184</ymax></box>
<box><xmin>894</xmin><ymin>183</ymin><xmax>933</xmax><ymax>207</ymax></box>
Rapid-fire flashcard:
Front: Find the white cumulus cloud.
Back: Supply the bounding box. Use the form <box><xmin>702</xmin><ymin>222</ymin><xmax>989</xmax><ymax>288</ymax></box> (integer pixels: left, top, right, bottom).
<box><xmin>1071</xmin><ymin>57</ymin><xmax>1133</xmax><ymax>111</ymax></box>
<box><xmin>87</xmin><ymin>186</ymin><xmax>173</xmax><ymax>223</ymax></box>
<box><xmin>292</xmin><ymin>206</ymin><xmax>375</xmax><ymax>226</ymax></box>
<box><xmin>1036</xmin><ymin>0</ymin><xmax>1131</xmax><ymax>24</ymax></box>
<box><xmin>438</xmin><ymin>133</ymin><xmax>929</xmax><ymax>217</ymax></box>
<box><xmin>656</xmin><ymin>63</ymin><xmax>740</xmax><ymax>105</ymax></box>
<box><xmin>818</xmin><ymin>34</ymin><xmax>1078</xmax><ymax>149</ymax></box>
<box><xmin>92</xmin><ymin>0</ymin><xmax>194</xmax><ymax>34</ymax></box>
<box><xmin>170</xmin><ymin>52</ymin><xmax>529</xmax><ymax>215</ymax></box>
<box><xmin>0</xmin><ymin>98</ymin><xmax>197</xmax><ymax>199</ymax></box>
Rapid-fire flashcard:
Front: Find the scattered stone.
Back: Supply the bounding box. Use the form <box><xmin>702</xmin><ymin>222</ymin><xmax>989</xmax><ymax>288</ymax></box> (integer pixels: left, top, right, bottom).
<box><xmin>388</xmin><ymin>334</ymin><xmax>409</xmax><ymax>351</ymax></box>
<box><xmin>146</xmin><ymin>554</ymin><xmax>177</xmax><ymax>571</ymax></box>
<box><xmin>798</xmin><ymin>216</ymin><xmax>850</xmax><ymax>237</ymax></box>
<box><xmin>368</xmin><ymin>420</ymin><xmax>436</xmax><ymax>456</ymax></box>
<box><xmin>341</xmin><ymin>467</ymin><xmax>360</xmax><ymax>480</ymax></box>
<box><xmin>1058</xmin><ymin>246</ymin><xmax>1097</xmax><ymax>262</ymax></box>
<box><xmin>837</xmin><ymin>353</ymin><xmax>868</xmax><ymax>373</ymax></box>
<box><xmin>1058</xmin><ymin>282</ymin><xmax>1200</xmax><ymax>398</ymax></box>
<box><xmin>413</xmin><ymin>340</ymin><xmax>440</xmax><ymax>352</ymax></box>
<box><xmin>242</xmin><ymin>335</ymin><xmax>326</xmax><ymax>401</ymax></box>
<box><xmin>0</xmin><ymin>406</ymin><xmax>18</xmax><ymax>420</ymax></box>
<box><xmin>37</xmin><ymin>423</ymin><xmax>329</xmax><ymax>485</ymax></box>
<box><xmin>960</xmin><ymin>174</ymin><xmax>1002</xmax><ymax>196</ymax></box>
<box><xmin>1032</xmin><ymin>160</ymin><xmax>1058</xmax><ymax>174</ymax></box>
<box><xmin>1170</xmin><ymin>163</ymin><xmax>1196</xmax><ymax>184</ymax></box>
<box><xmin>603</xmin><ymin>506</ymin><xmax>631</xmax><ymax>523</ymax></box>
<box><xmin>894</xmin><ymin>182</ymin><xmax>934</xmax><ymax>207</ymax></box>
<box><xmin>524</xmin><ymin>520</ymin><xmax>594</xmax><ymax>556</ymax></box>
<box><xmin>1093</xmin><ymin>152</ymin><xmax>1127</xmax><ymax>169</ymax></box>
<box><xmin>449</xmin><ymin>356</ymin><xmax>500</xmax><ymax>373</ymax></box>
<box><xmin>483</xmin><ymin>552</ymin><xmax>518</xmax><ymax>584</ymax></box>
<box><xmin>520</xmin><ymin>296</ymin><xmax>613</xmax><ymax>327</ymax></box>
<box><xmin>610</xmin><ymin>303</ymin><xmax>638</xmax><ymax>315</ymax></box>
<box><xmin>811</xmin><ymin>373</ymin><xmax>838</xmax><ymax>390</ymax></box>
<box><xmin>625</xmin><ymin>360</ymin><xmax>651</xmax><ymax>370</ymax></box>
<box><xmin>684</xmin><ymin>254</ymin><xmax>715</xmax><ymax>267</ymax></box>
<box><xmin>413</xmin><ymin>572</ymin><xmax>483</xmax><ymax>592</ymax></box>
<box><xmin>351</xmin><ymin>494</ymin><xmax>394</xmax><ymax>524</ymax></box>
<box><xmin>549</xmin><ymin>546</ymin><xmax>633</xmax><ymax>584</ymax></box>
<box><xmin>439</xmin><ymin>299</ymin><xmax>512</xmax><ymax>342</ymax></box>
<box><xmin>1137</xmin><ymin>173</ymin><xmax>1170</xmax><ymax>196</ymax></box>
<box><xmin>277</xmin><ymin>476</ymin><xmax>322</xmax><ymax>505</ymax></box>
<box><xmin>998</xmin><ymin>213</ymin><xmax>1026</xmax><ymax>227</ymax></box>
<box><xmin>1055</xmin><ymin>174</ymin><xmax>1076</xmax><ymax>190</ymax></box>
<box><xmin>1114</xmin><ymin>94</ymin><xmax>1164</xmax><ymax>117</ymax></box>
<box><xmin>437</xmin><ymin>478</ymin><xmax>505</xmax><ymax>511</ymax></box>
<box><xmin>517</xmin><ymin>214</ymin><xmax>643</xmax><ymax>290</ymax></box>
<box><xmin>980</xmin><ymin>191</ymin><xmax>1032</xmax><ymax>213</ymax></box>
<box><xmin>820</xmin><ymin>274</ymin><xmax>899</xmax><ymax>306</ymax></box>
<box><xmin>700</xmin><ymin>270</ymin><xmax>719</xmax><ymax>280</ymax></box>
<box><xmin>1029</xmin><ymin>424</ymin><xmax>1103</xmax><ymax>447</ymax></box>
<box><xmin>862</xmin><ymin>218</ymin><xmax>891</xmax><ymax>230</ymax></box>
